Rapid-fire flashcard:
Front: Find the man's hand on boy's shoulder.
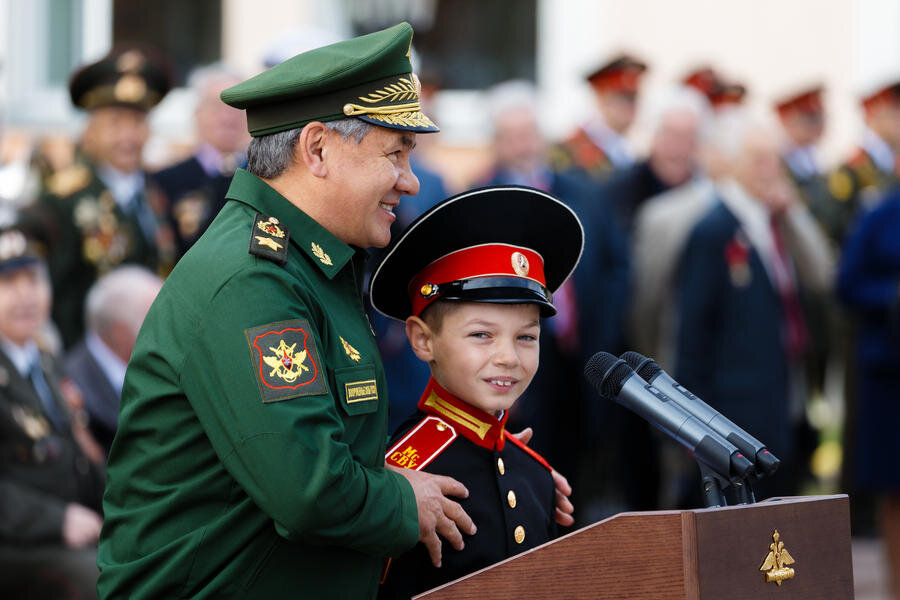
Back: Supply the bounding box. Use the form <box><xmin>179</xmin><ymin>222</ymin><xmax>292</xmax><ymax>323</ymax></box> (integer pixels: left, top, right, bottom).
<box><xmin>387</xmin><ymin>464</ymin><xmax>477</xmax><ymax>568</ymax></box>
<box><xmin>511</xmin><ymin>428</ymin><xmax>575</xmax><ymax>527</ymax></box>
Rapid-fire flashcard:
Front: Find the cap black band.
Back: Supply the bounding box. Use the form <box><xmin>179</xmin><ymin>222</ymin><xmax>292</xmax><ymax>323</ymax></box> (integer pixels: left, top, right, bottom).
<box><xmin>423</xmin><ymin>276</ymin><xmax>556</xmax><ymax>316</ymax></box>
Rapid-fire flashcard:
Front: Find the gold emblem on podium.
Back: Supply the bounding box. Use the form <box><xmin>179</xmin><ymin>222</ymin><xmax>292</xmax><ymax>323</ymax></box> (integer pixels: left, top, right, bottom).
<box><xmin>759</xmin><ymin>529</ymin><xmax>796</xmax><ymax>586</ymax></box>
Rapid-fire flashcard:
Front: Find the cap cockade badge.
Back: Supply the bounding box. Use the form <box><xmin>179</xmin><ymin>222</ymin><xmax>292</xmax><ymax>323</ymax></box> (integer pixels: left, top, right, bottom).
<box><xmin>257</xmin><ymin>216</ymin><xmax>285</xmax><ymax>239</ymax></box>
<box><xmin>511</xmin><ymin>251</ymin><xmax>530</xmax><ymax>277</ymax></box>
<box><xmin>759</xmin><ymin>529</ymin><xmax>796</xmax><ymax>586</ymax></box>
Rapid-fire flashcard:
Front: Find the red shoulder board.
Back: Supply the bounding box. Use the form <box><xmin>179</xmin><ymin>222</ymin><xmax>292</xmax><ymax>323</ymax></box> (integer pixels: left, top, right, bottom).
<box><xmin>385</xmin><ymin>416</ymin><xmax>457</xmax><ymax>471</ymax></box>
<box><xmin>505</xmin><ymin>433</ymin><xmax>553</xmax><ymax>473</ymax></box>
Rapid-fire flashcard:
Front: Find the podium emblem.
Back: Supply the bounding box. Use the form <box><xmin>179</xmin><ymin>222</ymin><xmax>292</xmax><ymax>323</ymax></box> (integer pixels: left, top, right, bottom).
<box><xmin>759</xmin><ymin>529</ymin><xmax>796</xmax><ymax>586</ymax></box>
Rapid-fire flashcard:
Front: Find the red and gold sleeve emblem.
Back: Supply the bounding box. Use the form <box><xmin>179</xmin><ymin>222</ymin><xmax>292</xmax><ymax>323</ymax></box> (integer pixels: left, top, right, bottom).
<box><xmin>245</xmin><ymin>319</ymin><xmax>327</xmax><ymax>402</ymax></box>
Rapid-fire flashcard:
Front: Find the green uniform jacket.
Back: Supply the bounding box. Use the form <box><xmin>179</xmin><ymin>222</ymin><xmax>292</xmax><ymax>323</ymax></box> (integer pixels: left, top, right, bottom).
<box><xmin>97</xmin><ymin>169</ymin><xmax>418</xmax><ymax>599</ymax></box>
<box><xmin>0</xmin><ymin>350</ymin><xmax>104</xmax><ymax>544</ymax></box>
<box><xmin>821</xmin><ymin>149</ymin><xmax>897</xmax><ymax>247</ymax></box>
<box><xmin>34</xmin><ymin>163</ymin><xmax>172</xmax><ymax>348</ymax></box>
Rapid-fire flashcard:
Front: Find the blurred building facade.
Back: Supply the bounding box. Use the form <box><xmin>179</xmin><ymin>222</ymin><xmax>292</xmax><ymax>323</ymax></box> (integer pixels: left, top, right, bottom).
<box><xmin>2</xmin><ymin>0</ymin><xmax>900</xmax><ymax>178</ymax></box>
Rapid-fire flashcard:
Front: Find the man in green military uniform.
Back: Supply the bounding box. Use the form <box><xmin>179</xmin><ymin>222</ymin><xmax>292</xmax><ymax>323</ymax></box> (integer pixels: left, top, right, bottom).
<box><xmin>822</xmin><ymin>77</ymin><xmax>900</xmax><ymax>248</ymax></box>
<box><xmin>35</xmin><ymin>45</ymin><xmax>175</xmax><ymax>348</ymax></box>
<box><xmin>97</xmin><ymin>24</ymin><xmax>478</xmax><ymax>599</ymax></box>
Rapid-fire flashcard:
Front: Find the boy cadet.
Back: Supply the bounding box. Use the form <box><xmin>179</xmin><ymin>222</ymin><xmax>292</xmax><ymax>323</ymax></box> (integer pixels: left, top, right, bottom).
<box><xmin>370</xmin><ymin>186</ymin><xmax>583</xmax><ymax>597</ymax></box>
<box><xmin>97</xmin><ymin>24</ymin><xmax>480</xmax><ymax>599</ymax></box>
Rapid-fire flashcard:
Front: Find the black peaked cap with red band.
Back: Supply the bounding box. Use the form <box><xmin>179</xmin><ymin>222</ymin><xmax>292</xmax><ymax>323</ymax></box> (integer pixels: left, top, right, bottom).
<box><xmin>370</xmin><ymin>185</ymin><xmax>584</xmax><ymax>322</ymax></box>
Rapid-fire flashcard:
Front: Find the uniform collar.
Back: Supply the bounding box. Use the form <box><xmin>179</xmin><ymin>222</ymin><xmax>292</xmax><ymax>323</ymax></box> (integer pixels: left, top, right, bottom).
<box><xmin>225</xmin><ymin>169</ymin><xmax>355</xmax><ymax>278</ymax></box>
<box><xmin>0</xmin><ymin>336</ymin><xmax>39</xmax><ymax>378</ymax></box>
<box><xmin>861</xmin><ymin>127</ymin><xmax>895</xmax><ymax>174</ymax></box>
<box><xmin>417</xmin><ymin>377</ymin><xmax>508</xmax><ymax>451</ymax></box>
<box><xmin>97</xmin><ymin>163</ymin><xmax>145</xmax><ymax>208</ymax></box>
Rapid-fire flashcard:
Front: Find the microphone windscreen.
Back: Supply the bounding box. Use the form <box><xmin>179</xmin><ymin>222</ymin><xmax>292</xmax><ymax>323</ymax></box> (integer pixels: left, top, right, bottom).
<box><xmin>620</xmin><ymin>351</ymin><xmax>662</xmax><ymax>383</ymax></box>
<box><xmin>584</xmin><ymin>352</ymin><xmax>632</xmax><ymax>398</ymax></box>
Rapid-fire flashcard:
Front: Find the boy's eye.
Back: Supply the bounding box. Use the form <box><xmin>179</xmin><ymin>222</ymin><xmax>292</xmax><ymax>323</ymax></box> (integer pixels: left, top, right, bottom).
<box><xmin>518</xmin><ymin>334</ymin><xmax>538</xmax><ymax>342</ymax></box>
<box><xmin>469</xmin><ymin>331</ymin><xmax>490</xmax><ymax>339</ymax></box>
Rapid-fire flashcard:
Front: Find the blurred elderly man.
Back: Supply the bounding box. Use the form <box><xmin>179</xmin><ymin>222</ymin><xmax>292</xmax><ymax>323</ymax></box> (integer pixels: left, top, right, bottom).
<box><xmin>64</xmin><ymin>266</ymin><xmax>163</xmax><ymax>455</ymax></box>
<box><xmin>0</xmin><ymin>219</ymin><xmax>105</xmax><ymax>599</ymax></box>
<box><xmin>602</xmin><ymin>88</ymin><xmax>708</xmax><ymax>235</ymax></box>
<box><xmin>673</xmin><ymin>117</ymin><xmax>832</xmax><ymax>502</ymax></box>
<box><xmin>36</xmin><ymin>45</ymin><xmax>174</xmax><ymax>349</ymax></box>
<box><xmin>153</xmin><ymin>65</ymin><xmax>250</xmax><ymax>258</ymax></box>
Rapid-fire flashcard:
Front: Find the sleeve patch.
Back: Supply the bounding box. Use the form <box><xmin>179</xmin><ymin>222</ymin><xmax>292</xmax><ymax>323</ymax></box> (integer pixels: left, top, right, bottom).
<box><xmin>249</xmin><ymin>213</ymin><xmax>290</xmax><ymax>266</ymax></box>
<box><xmin>385</xmin><ymin>416</ymin><xmax>457</xmax><ymax>471</ymax></box>
<box><xmin>245</xmin><ymin>319</ymin><xmax>327</xmax><ymax>402</ymax></box>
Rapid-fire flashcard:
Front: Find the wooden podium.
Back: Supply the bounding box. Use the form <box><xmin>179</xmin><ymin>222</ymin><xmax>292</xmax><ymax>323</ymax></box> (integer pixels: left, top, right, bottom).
<box><xmin>415</xmin><ymin>495</ymin><xmax>853</xmax><ymax>599</ymax></box>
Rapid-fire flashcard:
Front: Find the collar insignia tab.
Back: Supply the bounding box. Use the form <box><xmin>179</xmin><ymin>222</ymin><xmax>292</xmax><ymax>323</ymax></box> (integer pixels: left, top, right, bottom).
<box><xmin>311</xmin><ymin>242</ymin><xmax>333</xmax><ymax>266</ymax></box>
<box><xmin>249</xmin><ymin>213</ymin><xmax>289</xmax><ymax>266</ymax></box>
<box><xmin>246</xmin><ymin>319</ymin><xmax>326</xmax><ymax>402</ymax></box>
<box><xmin>759</xmin><ymin>529</ymin><xmax>796</xmax><ymax>586</ymax></box>
<box><xmin>340</xmin><ymin>336</ymin><xmax>361</xmax><ymax>362</ymax></box>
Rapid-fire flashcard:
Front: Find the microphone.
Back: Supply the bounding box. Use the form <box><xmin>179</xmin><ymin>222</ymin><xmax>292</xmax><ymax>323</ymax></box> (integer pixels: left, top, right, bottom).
<box><xmin>584</xmin><ymin>352</ymin><xmax>754</xmax><ymax>482</ymax></box>
<box><xmin>620</xmin><ymin>351</ymin><xmax>780</xmax><ymax>477</ymax></box>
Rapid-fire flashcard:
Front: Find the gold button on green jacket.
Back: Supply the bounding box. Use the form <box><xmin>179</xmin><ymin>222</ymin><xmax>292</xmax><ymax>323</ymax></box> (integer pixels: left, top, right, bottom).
<box><xmin>97</xmin><ymin>169</ymin><xmax>418</xmax><ymax>599</ymax></box>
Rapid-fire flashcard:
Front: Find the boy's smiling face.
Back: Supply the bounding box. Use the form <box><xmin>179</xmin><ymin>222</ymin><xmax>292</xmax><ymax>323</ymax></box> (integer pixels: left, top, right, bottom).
<box><xmin>407</xmin><ymin>302</ymin><xmax>541</xmax><ymax>415</ymax></box>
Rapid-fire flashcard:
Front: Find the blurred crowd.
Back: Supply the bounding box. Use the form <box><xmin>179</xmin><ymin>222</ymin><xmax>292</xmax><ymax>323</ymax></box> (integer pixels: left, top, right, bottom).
<box><xmin>1</xmin><ymin>39</ymin><xmax>900</xmax><ymax>598</ymax></box>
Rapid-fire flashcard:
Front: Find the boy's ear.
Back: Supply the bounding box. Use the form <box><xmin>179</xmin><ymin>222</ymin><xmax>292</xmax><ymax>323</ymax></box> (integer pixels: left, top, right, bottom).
<box><xmin>405</xmin><ymin>316</ymin><xmax>435</xmax><ymax>362</ymax></box>
<box><xmin>295</xmin><ymin>121</ymin><xmax>329</xmax><ymax>178</ymax></box>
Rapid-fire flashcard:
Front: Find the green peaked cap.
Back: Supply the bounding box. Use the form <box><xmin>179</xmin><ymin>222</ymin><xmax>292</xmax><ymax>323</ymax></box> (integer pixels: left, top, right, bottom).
<box><xmin>221</xmin><ymin>22</ymin><xmax>438</xmax><ymax>136</ymax></box>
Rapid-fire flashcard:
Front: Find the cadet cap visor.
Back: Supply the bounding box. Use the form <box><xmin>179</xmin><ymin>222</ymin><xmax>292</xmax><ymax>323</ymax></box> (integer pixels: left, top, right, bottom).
<box><xmin>774</xmin><ymin>86</ymin><xmax>824</xmax><ymax>116</ymax></box>
<box><xmin>220</xmin><ymin>22</ymin><xmax>438</xmax><ymax>136</ymax></box>
<box><xmin>586</xmin><ymin>53</ymin><xmax>647</xmax><ymax>93</ymax></box>
<box><xmin>69</xmin><ymin>45</ymin><xmax>173</xmax><ymax>111</ymax></box>
<box><xmin>370</xmin><ymin>186</ymin><xmax>584</xmax><ymax>322</ymax></box>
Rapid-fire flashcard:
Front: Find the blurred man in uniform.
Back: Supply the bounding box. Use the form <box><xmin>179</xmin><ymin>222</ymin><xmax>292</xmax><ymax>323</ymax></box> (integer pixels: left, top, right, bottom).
<box><xmin>775</xmin><ymin>85</ymin><xmax>828</xmax><ymax>206</ymax></box>
<box><xmin>35</xmin><ymin>45</ymin><xmax>175</xmax><ymax>349</ymax></box>
<box><xmin>773</xmin><ymin>84</ymin><xmax>832</xmax><ymax>478</ymax></box>
<box><xmin>824</xmin><ymin>76</ymin><xmax>900</xmax><ymax>248</ymax></box>
<box><xmin>153</xmin><ymin>65</ymin><xmax>250</xmax><ymax>259</ymax></box>
<box><xmin>0</xmin><ymin>218</ymin><xmax>105</xmax><ymax>599</ymax></box>
<box><xmin>64</xmin><ymin>266</ymin><xmax>163</xmax><ymax>455</ymax></box>
<box><xmin>549</xmin><ymin>53</ymin><xmax>647</xmax><ymax>180</ymax></box>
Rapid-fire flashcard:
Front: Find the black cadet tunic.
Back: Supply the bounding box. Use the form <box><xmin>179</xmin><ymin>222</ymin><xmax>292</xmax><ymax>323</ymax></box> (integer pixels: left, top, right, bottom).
<box><xmin>380</xmin><ymin>378</ymin><xmax>558</xmax><ymax>599</ymax></box>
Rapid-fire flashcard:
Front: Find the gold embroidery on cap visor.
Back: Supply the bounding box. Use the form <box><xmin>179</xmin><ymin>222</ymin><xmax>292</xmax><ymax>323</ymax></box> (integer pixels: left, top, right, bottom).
<box><xmin>342</xmin><ymin>75</ymin><xmax>436</xmax><ymax>130</ymax></box>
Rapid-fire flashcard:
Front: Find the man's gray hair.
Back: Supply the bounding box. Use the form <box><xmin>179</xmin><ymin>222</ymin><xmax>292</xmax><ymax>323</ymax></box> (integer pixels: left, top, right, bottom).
<box><xmin>85</xmin><ymin>265</ymin><xmax>163</xmax><ymax>337</ymax></box>
<box><xmin>247</xmin><ymin>118</ymin><xmax>373</xmax><ymax>179</ymax></box>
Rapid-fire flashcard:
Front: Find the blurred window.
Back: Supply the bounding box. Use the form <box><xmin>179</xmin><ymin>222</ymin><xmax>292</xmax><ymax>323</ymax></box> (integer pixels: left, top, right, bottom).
<box><xmin>346</xmin><ymin>0</ymin><xmax>536</xmax><ymax>90</ymax></box>
<box><xmin>46</xmin><ymin>0</ymin><xmax>84</xmax><ymax>85</ymax></box>
<box><xmin>112</xmin><ymin>0</ymin><xmax>222</xmax><ymax>86</ymax></box>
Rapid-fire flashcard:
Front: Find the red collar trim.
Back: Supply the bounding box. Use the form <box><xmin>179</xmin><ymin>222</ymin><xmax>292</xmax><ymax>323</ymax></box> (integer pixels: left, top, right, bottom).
<box><xmin>417</xmin><ymin>377</ymin><xmax>508</xmax><ymax>450</ymax></box>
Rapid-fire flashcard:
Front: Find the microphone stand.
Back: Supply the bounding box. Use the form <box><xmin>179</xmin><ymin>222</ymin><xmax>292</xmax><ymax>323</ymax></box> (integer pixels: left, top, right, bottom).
<box><xmin>697</xmin><ymin>462</ymin><xmax>728</xmax><ymax>508</ymax></box>
<box><xmin>696</xmin><ymin>462</ymin><xmax>759</xmax><ymax>508</ymax></box>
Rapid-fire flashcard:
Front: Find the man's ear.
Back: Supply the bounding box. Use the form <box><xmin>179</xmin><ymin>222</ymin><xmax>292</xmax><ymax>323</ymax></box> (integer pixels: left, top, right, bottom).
<box><xmin>295</xmin><ymin>121</ymin><xmax>329</xmax><ymax>178</ymax></box>
<box><xmin>405</xmin><ymin>316</ymin><xmax>435</xmax><ymax>362</ymax></box>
